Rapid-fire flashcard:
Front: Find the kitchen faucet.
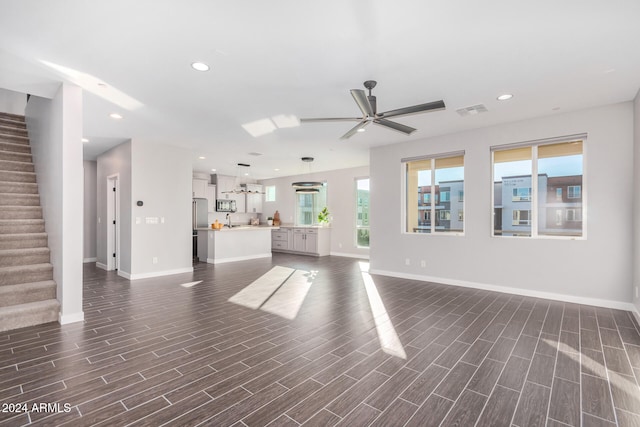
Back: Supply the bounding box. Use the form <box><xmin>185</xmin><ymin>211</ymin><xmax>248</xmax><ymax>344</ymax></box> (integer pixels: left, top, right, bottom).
<box><xmin>225</xmin><ymin>213</ymin><xmax>231</xmax><ymax>228</ymax></box>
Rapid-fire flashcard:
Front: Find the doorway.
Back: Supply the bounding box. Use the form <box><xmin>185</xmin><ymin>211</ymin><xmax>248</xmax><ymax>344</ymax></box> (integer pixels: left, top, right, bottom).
<box><xmin>107</xmin><ymin>174</ymin><xmax>120</xmax><ymax>271</ymax></box>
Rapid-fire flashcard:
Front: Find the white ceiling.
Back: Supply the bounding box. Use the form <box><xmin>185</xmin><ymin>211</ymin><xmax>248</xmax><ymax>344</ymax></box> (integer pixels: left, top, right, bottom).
<box><xmin>1</xmin><ymin>0</ymin><xmax>639</xmax><ymax>179</ymax></box>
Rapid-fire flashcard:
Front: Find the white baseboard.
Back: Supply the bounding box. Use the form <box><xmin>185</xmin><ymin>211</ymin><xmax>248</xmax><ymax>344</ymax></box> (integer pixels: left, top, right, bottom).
<box><xmin>59</xmin><ymin>311</ymin><xmax>85</xmax><ymax>325</ymax></box>
<box><xmin>83</xmin><ymin>257</ymin><xmax>97</xmax><ymax>263</ymax></box>
<box><xmin>119</xmin><ymin>267</ymin><xmax>194</xmax><ymax>280</ymax></box>
<box><xmin>330</xmin><ymin>251</ymin><xmax>370</xmax><ymax>260</ymax></box>
<box><xmin>209</xmin><ymin>253</ymin><xmax>272</xmax><ymax>264</ymax></box>
<box><xmin>369</xmin><ymin>269</ymin><xmax>637</xmax><ymax>312</ymax></box>
<box><xmin>96</xmin><ymin>262</ymin><xmax>108</xmax><ymax>271</ymax></box>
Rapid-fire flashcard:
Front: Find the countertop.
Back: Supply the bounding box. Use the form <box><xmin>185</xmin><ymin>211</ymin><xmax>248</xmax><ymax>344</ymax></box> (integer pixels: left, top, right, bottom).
<box><xmin>195</xmin><ymin>225</ymin><xmax>280</xmax><ymax>232</ymax></box>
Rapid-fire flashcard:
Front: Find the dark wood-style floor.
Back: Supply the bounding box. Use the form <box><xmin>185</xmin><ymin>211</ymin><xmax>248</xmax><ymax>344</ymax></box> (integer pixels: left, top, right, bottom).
<box><xmin>1</xmin><ymin>254</ymin><xmax>640</xmax><ymax>426</ymax></box>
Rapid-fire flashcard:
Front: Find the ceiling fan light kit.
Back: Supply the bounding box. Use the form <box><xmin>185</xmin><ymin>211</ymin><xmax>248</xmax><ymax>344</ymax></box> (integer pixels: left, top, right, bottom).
<box><xmin>300</xmin><ymin>80</ymin><xmax>446</xmax><ymax>139</ymax></box>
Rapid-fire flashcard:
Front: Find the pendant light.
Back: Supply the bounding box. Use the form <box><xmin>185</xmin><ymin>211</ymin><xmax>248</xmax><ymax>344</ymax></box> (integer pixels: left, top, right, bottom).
<box><xmin>292</xmin><ymin>157</ymin><xmax>323</xmax><ymax>193</ymax></box>
<box><xmin>221</xmin><ymin>163</ymin><xmax>265</xmax><ymax>194</ymax></box>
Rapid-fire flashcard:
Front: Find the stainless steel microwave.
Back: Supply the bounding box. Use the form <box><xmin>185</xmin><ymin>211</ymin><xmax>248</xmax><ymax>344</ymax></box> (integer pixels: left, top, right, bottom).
<box><xmin>216</xmin><ymin>199</ymin><xmax>236</xmax><ymax>212</ymax></box>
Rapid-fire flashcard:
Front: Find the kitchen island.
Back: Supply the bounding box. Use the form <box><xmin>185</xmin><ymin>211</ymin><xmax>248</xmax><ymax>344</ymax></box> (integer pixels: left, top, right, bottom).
<box><xmin>196</xmin><ymin>226</ymin><xmax>278</xmax><ymax>264</ymax></box>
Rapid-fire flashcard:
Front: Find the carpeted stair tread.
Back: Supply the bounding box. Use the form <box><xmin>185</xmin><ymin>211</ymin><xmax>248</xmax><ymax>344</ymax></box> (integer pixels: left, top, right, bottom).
<box><xmin>0</xmin><ymin>280</ymin><xmax>56</xmax><ymax>308</ymax></box>
<box><xmin>0</xmin><ymin>247</ymin><xmax>50</xmax><ymax>267</ymax></box>
<box><xmin>0</xmin><ymin>112</ymin><xmax>26</xmax><ymax>122</ymax></box>
<box><xmin>0</xmin><ymin>133</ymin><xmax>29</xmax><ymax>145</ymax></box>
<box><xmin>0</xmin><ymin>171</ymin><xmax>37</xmax><ymax>183</ymax></box>
<box><xmin>0</xmin><ymin>125</ymin><xmax>27</xmax><ymax>137</ymax></box>
<box><xmin>0</xmin><ymin>181</ymin><xmax>38</xmax><ymax>193</ymax></box>
<box><xmin>0</xmin><ymin>150</ymin><xmax>32</xmax><ymax>162</ymax></box>
<box><xmin>0</xmin><ymin>159</ymin><xmax>34</xmax><ymax>172</ymax></box>
<box><xmin>0</xmin><ymin>193</ymin><xmax>40</xmax><ymax>206</ymax></box>
<box><xmin>0</xmin><ymin>233</ymin><xmax>48</xmax><ymax>249</ymax></box>
<box><xmin>0</xmin><ymin>206</ymin><xmax>42</xmax><ymax>219</ymax></box>
<box><xmin>0</xmin><ymin>299</ymin><xmax>59</xmax><ymax>332</ymax></box>
<box><xmin>0</xmin><ymin>141</ymin><xmax>30</xmax><ymax>154</ymax></box>
<box><xmin>0</xmin><ymin>219</ymin><xmax>45</xmax><ymax>234</ymax></box>
<box><xmin>0</xmin><ymin>263</ymin><xmax>53</xmax><ymax>286</ymax></box>
<box><xmin>0</xmin><ymin>117</ymin><xmax>26</xmax><ymax>129</ymax></box>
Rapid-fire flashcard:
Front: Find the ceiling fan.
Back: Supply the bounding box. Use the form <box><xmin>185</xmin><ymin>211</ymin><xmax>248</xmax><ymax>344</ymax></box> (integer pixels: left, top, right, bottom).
<box><xmin>301</xmin><ymin>80</ymin><xmax>445</xmax><ymax>139</ymax></box>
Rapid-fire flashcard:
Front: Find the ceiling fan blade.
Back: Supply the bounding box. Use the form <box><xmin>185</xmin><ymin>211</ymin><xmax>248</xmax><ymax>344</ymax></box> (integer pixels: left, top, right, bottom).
<box><xmin>379</xmin><ymin>100</ymin><xmax>445</xmax><ymax>119</ymax></box>
<box><xmin>340</xmin><ymin>119</ymin><xmax>371</xmax><ymax>140</ymax></box>
<box><xmin>373</xmin><ymin>118</ymin><xmax>417</xmax><ymax>135</ymax></box>
<box><xmin>350</xmin><ymin>89</ymin><xmax>374</xmax><ymax>117</ymax></box>
<box><xmin>300</xmin><ymin>117</ymin><xmax>362</xmax><ymax>122</ymax></box>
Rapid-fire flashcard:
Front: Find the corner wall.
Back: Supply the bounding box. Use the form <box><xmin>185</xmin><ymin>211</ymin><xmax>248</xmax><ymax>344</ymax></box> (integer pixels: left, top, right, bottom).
<box><xmin>26</xmin><ymin>84</ymin><xmax>84</xmax><ymax>324</ymax></box>
<box><xmin>370</xmin><ymin>102</ymin><xmax>634</xmax><ymax>308</ymax></box>
<box><xmin>83</xmin><ymin>160</ymin><xmax>97</xmax><ymax>262</ymax></box>
<box><xmin>634</xmin><ymin>91</ymin><xmax>640</xmax><ymax>315</ymax></box>
<box><xmin>260</xmin><ymin>165</ymin><xmax>370</xmax><ymax>259</ymax></box>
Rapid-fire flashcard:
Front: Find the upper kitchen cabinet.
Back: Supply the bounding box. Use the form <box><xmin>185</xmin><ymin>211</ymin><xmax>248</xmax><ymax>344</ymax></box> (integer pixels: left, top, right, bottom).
<box><xmin>214</xmin><ymin>175</ymin><xmax>235</xmax><ymax>199</ymax></box>
<box><xmin>206</xmin><ymin>185</ymin><xmax>216</xmax><ymax>212</ymax></box>
<box><xmin>245</xmin><ymin>183</ymin><xmax>263</xmax><ymax>214</ymax></box>
<box><xmin>192</xmin><ymin>178</ymin><xmax>207</xmax><ymax>198</ymax></box>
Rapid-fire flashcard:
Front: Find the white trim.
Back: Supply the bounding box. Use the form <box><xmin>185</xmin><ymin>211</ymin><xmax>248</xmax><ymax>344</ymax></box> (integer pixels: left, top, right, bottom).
<box><xmin>59</xmin><ymin>311</ymin><xmax>84</xmax><ymax>325</ymax></box>
<box><xmin>209</xmin><ymin>253</ymin><xmax>272</xmax><ymax>264</ymax></box>
<box><xmin>119</xmin><ymin>267</ymin><xmax>194</xmax><ymax>280</ymax></box>
<box><xmin>83</xmin><ymin>257</ymin><xmax>97</xmax><ymax>263</ymax></box>
<box><xmin>330</xmin><ymin>251</ymin><xmax>370</xmax><ymax>260</ymax></box>
<box><xmin>96</xmin><ymin>262</ymin><xmax>108</xmax><ymax>270</ymax></box>
<box><xmin>369</xmin><ymin>269</ymin><xmax>636</xmax><ymax>312</ymax></box>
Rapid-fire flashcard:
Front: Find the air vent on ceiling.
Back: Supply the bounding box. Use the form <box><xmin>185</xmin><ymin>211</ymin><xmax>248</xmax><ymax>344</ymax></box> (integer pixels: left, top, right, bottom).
<box><xmin>248</xmin><ymin>152</ymin><xmax>263</xmax><ymax>156</ymax></box>
<box><xmin>456</xmin><ymin>104</ymin><xmax>488</xmax><ymax>117</ymax></box>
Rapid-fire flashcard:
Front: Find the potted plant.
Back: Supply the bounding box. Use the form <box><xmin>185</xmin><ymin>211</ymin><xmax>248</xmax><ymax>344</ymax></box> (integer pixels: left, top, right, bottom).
<box><xmin>267</xmin><ymin>216</ymin><xmax>274</xmax><ymax>226</ymax></box>
<box><xmin>317</xmin><ymin>207</ymin><xmax>330</xmax><ymax>226</ymax></box>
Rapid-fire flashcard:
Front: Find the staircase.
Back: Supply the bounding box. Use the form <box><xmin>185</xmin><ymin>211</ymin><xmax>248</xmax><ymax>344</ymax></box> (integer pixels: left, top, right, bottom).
<box><xmin>0</xmin><ymin>112</ymin><xmax>59</xmax><ymax>332</ymax></box>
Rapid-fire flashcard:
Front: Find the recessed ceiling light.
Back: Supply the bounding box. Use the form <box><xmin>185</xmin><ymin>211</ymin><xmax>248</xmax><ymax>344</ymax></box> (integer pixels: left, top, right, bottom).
<box><xmin>357</xmin><ymin>128</ymin><xmax>366</xmax><ymax>133</ymax></box>
<box><xmin>198</xmin><ymin>156</ymin><xmax>206</xmax><ymax>160</ymax></box>
<box><xmin>244</xmin><ymin>173</ymin><xmax>249</xmax><ymax>176</ymax></box>
<box><xmin>109</xmin><ymin>113</ymin><xmax>123</xmax><ymax>119</ymax></box>
<box><xmin>82</xmin><ymin>138</ymin><xmax>89</xmax><ymax>143</ymax></box>
<box><xmin>211</xmin><ymin>168</ymin><xmax>216</xmax><ymax>172</ymax></box>
<box><xmin>497</xmin><ymin>94</ymin><xmax>513</xmax><ymax>101</ymax></box>
<box><xmin>274</xmin><ymin>168</ymin><xmax>280</xmax><ymax>171</ymax></box>
<box><xmin>191</xmin><ymin>62</ymin><xmax>210</xmax><ymax>72</ymax></box>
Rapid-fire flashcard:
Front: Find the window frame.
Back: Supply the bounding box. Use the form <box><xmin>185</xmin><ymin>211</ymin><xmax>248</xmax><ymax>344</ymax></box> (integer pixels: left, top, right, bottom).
<box><xmin>401</xmin><ymin>151</ymin><xmax>465</xmax><ymax>236</ymax></box>
<box><xmin>355</xmin><ymin>177</ymin><xmax>370</xmax><ymax>248</ymax></box>
<box><xmin>490</xmin><ymin>134</ymin><xmax>586</xmax><ymax>240</ymax></box>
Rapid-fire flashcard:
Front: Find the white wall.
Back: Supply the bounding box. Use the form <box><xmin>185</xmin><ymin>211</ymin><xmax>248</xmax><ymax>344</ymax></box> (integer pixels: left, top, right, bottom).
<box><xmin>26</xmin><ymin>84</ymin><xmax>84</xmax><ymax>324</ymax></box>
<box><xmin>83</xmin><ymin>160</ymin><xmax>97</xmax><ymax>262</ymax></box>
<box><xmin>0</xmin><ymin>88</ymin><xmax>27</xmax><ymax>115</ymax></box>
<box><xmin>370</xmin><ymin>102</ymin><xmax>634</xmax><ymax>308</ymax></box>
<box><xmin>634</xmin><ymin>91</ymin><xmax>640</xmax><ymax>314</ymax></box>
<box><xmin>130</xmin><ymin>140</ymin><xmax>192</xmax><ymax>278</ymax></box>
<box><xmin>96</xmin><ymin>140</ymin><xmax>132</xmax><ymax>273</ymax></box>
<box><xmin>259</xmin><ymin>165</ymin><xmax>370</xmax><ymax>258</ymax></box>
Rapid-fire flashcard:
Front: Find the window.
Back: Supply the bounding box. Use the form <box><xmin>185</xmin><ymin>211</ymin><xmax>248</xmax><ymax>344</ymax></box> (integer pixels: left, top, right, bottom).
<box><xmin>493</xmin><ymin>137</ymin><xmax>584</xmax><ymax>238</ymax></box>
<box><xmin>295</xmin><ymin>183</ymin><xmax>327</xmax><ymax>226</ymax></box>
<box><xmin>512</xmin><ymin>187</ymin><xmax>531</xmax><ymax>201</ymax></box>
<box><xmin>404</xmin><ymin>153</ymin><xmax>464</xmax><ymax>234</ymax></box>
<box><xmin>458</xmin><ymin>210</ymin><xmax>464</xmax><ymax>221</ymax></box>
<box><xmin>458</xmin><ymin>190</ymin><xmax>464</xmax><ymax>202</ymax></box>
<box><xmin>568</xmin><ymin>185</ymin><xmax>581</xmax><ymax>199</ymax></box>
<box><xmin>265</xmin><ymin>185</ymin><xmax>276</xmax><ymax>202</ymax></box>
<box><xmin>512</xmin><ymin>210</ymin><xmax>531</xmax><ymax>225</ymax></box>
<box><xmin>355</xmin><ymin>178</ymin><xmax>370</xmax><ymax>247</ymax></box>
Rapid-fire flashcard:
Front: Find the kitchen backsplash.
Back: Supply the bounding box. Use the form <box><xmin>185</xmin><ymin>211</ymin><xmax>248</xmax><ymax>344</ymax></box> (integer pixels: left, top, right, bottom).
<box><xmin>207</xmin><ymin>211</ymin><xmax>264</xmax><ymax>226</ymax></box>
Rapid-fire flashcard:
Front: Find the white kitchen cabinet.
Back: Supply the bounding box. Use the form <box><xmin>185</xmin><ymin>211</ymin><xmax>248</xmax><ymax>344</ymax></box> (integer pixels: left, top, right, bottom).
<box><xmin>192</xmin><ymin>178</ymin><xmax>207</xmax><ymax>198</ymax></box>
<box><xmin>215</xmin><ymin>175</ymin><xmax>235</xmax><ymax>199</ymax></box>
<box><xmin>206</xmin><ymin>185</ymin><xmax>216</xmax><ymax>212</ymax></box>
<box><xmin>245</xmin><ymin>183</ymin><xmax>263</xmax><ymax>214</ymax></box>
<box><xmin>273</xmin><ymin>227</ymin><xmax>330</xmax><ymax>256</ymax></box>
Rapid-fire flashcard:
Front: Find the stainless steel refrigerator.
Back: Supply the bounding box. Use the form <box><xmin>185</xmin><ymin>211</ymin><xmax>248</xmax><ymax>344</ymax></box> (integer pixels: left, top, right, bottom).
<box><xmin>192</xmin><ymin>198</ymin><xmax>208</xmax><ymax>261</ymax></box>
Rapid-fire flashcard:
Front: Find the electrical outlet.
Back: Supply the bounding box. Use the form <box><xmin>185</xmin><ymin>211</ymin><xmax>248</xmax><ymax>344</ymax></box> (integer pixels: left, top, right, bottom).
<box><xmin>152</xmin><ymin>257</ymin><xmax>158</xmax><ymax>264</ymax></box>
<box><xmin>420</xmin><ymin>260</ymin><xmax>426</xmax><ymax>267</ymax></box>
<box><xmin>405</xmin><ymin>258</ymin><xmax>410</xmax><ymax>266</ymax></box>
<box><xmin>338</xmin><ymin>243</ymin><xmax>343</xmax><ymax>249</ymax></box>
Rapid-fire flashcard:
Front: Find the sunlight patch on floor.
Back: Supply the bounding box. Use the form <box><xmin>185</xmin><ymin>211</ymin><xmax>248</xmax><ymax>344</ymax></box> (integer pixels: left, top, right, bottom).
<box><xmin>180</xmin><ymin>280</ymin><xmax>203</xmax><ymax>288</ymax></box>
<box><xmin>359</xmin><ymin>261</ymin><xmax>407</xmax><ymax>359</ymax></box>
<box><xmin>228</xmin><ymin>266</ymin><xmax>314</xmax><ymax>320</ymax></box>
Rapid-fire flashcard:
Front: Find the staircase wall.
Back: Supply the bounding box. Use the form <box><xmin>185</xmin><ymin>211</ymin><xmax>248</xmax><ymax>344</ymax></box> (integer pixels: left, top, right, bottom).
<box><xmin>25</xmin><ymin>83</ymin><xmax>84</xmax><ymax>325</ymax></box>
